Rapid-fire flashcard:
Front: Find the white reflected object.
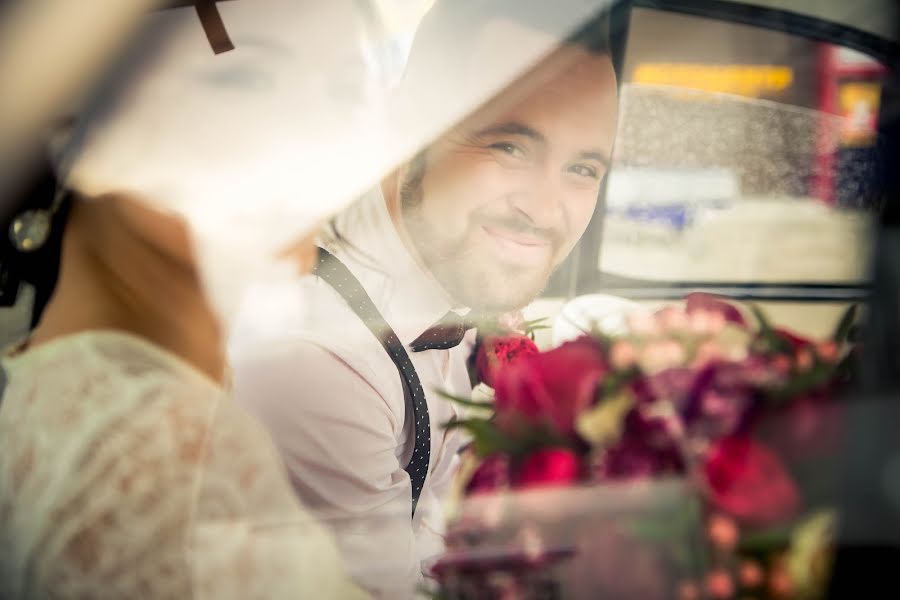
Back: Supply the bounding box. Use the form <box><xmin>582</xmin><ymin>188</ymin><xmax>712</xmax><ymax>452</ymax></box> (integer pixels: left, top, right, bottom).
<box><xmin>552</xmin><ymin>293</ymin><xmax>640</xmax><ymax>345</ymax></box>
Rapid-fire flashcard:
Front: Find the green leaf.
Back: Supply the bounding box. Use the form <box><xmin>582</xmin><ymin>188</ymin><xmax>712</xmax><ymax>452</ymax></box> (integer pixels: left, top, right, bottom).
<box><xmin>435</xmin><ymin>389</ymin><xmax>494</xmax><ymax>410</ymax></box>
<box><xmin>765</xmin><ymin>364</ymin><xmax>834</xmax><ymax>403</ymax></box>
<box><xmin>443</xmin><ymin>417</ymin><xmax>513</xmax><ymax>456</ymax></box>
<box><xmin>738</xmin><ymin>524</ymin><xmax>794</xmax><ymax>552</ymax></box>
<box><xmin>522</xmin><ymin>317</ymin><xmax>549</xmax><ymax>328</ymax></box>
<box><xmin>832</xmin><ymin>304</ymin><xmax>858</xmax><ymax>343</ymax></box>
<box><xmin>749</xmin><ymin>304</ymin><xmax>772</xmax><ymax>333</ymax></box>
<box><xmin>598</xmin><ymin>368</ymin><xmax>641</xmax><ymax>398</ymax></box>
<box><xmin>834</xmin><ymin>351</ymin><xmax>857</xmax><ymax>382</ymax></box>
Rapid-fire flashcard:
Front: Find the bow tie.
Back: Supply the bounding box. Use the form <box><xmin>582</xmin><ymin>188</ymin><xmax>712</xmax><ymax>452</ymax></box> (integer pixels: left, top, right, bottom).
<box><xmin>410</xmin><ymin>311</ymin><xmax>477</xmax><ymax>352</ymax></box>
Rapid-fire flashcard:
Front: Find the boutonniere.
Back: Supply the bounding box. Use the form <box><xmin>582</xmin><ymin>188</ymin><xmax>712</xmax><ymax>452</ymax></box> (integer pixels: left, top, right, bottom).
<box><xmin>466</xmin><ymin>311</ymin><xmax>546</xmax><ymax>389</ymax></box>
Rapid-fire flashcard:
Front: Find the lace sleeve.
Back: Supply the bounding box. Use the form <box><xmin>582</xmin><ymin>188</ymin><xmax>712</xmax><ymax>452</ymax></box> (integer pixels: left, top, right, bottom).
<box><xmin>0</xmin><ymin>334</ymin><xmax>366</xmax><ymax>600</ymax></box>
<box><xmin>188</xmin><ymin>396</ymin><xmax>368</xmax><ymax>600</ymax></box>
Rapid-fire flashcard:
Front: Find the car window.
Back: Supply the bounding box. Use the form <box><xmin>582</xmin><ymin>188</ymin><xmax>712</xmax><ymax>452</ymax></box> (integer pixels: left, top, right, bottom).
<box><xmin>592</xmin><ymin>7</ymin><xmax>888</xmax><ymax>286</ymax></box>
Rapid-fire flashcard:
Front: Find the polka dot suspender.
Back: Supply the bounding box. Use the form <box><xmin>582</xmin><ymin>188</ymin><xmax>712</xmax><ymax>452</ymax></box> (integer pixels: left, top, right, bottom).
<box><xmin>314</xmin><ymin>248</ymin><xmax>430</xmax><ymax>518</ymax></box>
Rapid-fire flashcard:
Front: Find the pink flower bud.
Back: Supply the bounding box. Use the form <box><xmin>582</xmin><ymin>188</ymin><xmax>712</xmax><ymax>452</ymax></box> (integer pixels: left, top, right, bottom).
<box><xmin>640</xmin><ymin>340</ymin><xmax>687</xmax><ymax>374</ymax></box>
<box><xmin>706</xmin><ymin>513</ymin><xmax>739</xmax><ymax>551</ymax></box>
<box><xmin>686</xmin><ymin>293</ymin><xmax>748</xmax><ymax>327</ymax></box>
<box><xmin>707</xmin><ymin>311</ymin><xmax>727</xmax><ymax>334</ymax></box>
<box><xmin>705</xmin><ymin>569</ymin><xmax>734</xmax><ymax>599</ymax></box>
<box><xmin>610</xmin><ymin>341</ymin><xmax>638</xmax><ymax>370</ymax></box>
<box><xmin>772</xmin><ymin>354</ymin><xmax>792</xmax><ymax>376</ymax></box>
<box><xmin>627</xmin><ymin>310</ymin><xmax>660</xmax><ymax>335</ymax></box>
<box><xmin>816</xmin><ymin>340</ymin><xmax>839</xmax><ymax>363</ymax></box>
<box><xmin>739</xmin><ymin>560</ymin><xmax>764</xmax><ymax>588</ymax></box>
<box><xmin>688</xmin><ymin>309</ymin><xmax>711</xmax><ymax>333</ymax></box>
<box><xmin>692</xmin><ymin>340</ymin><xmax>723</xmax><ymax>367</ymax></box>
<box><xmin>657</xmin><ymin>306</ymin><xmax>689</xmax><ymax>332</ymax></box>
<box><xmin>677</xmin><ymin>580</ymin><xmax>700</xmax><ymax>600</ymax></box>
<box><xmin>768</xmin><ymin>565</ymin><xmax>794</xmax><ymax>598</ymax></box>
<box><xmin>689</xmin><ymin>309</ymin><xmax>727</xmax><ymax>335</ymax></box>
<box><xmin>796</xmin><ymin>348</ymin><xmax>814</xmax><ymax>371</ymax></box>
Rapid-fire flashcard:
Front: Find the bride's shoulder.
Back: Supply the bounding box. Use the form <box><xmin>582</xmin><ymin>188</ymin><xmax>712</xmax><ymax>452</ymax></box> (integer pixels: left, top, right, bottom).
<box><xmin>1</xmin><ymin>330</ymin><xmax>223</xmax><ymax>439</ymax></box>
<box><xmin>0</xmin><ymin>331</ymin><xmax>241</xmax><ymax>507</ymax></box>
<box><xmin>0</xmin><ymin>330</ymin><xmax>324</xmax><ymax>598</ymax></box>
<box><xmin>2</xmin><ymin>329</ymin><xmax>299</xmax><ymax>500</ymax></box>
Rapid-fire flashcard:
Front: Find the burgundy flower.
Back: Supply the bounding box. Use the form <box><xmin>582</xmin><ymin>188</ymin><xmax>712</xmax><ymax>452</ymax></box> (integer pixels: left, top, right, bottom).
<box><xmin>475</xmin><ymin>334</ymin><xmax>539</xmax><ymax>388</ymax></box>
<box><xmin>514</xmin><ymin>447</ymin><xmax>582</xmax><ymax>489</ymax></box>
<box><xmin>703</xmin><ymin>436</ymin><xmax>799</xmax><ymax>526</ymax></box>
<box><xmin>594</xmin><ymin>436</ymin><xmax>684</xmax><ymax>480</ymax></box>
<box><xmin>685</xmin><ymin>293</ymin><xmax>747</xmax><ymax>328</ymax></box>
<box><xmin>629</xmin><ymin>364</ymin><xmax>754</xmax><ymax>453</ymax></box>
<box><xmin>465</xmin><ymin>454</ymin><xmax>511</xmax><ymax>496</ymax></box>
<box><xmin>675</xmin><ymin>359</ymin><xmax>775</xmax><ymax>441</ymax></box>
<box><xmin>493</xmin><ymin>336</ymin><xmax>608</xmax><ymax>438</ymax></box>
<box><xmin>623</xmin><ymin>402</ymin><xmax>679</xmax><ymax>448</ymax></box>
<box><xmin>643</xmin><ymin>367</ymin><xmax>698</xmax><ymax>409</ymax></box>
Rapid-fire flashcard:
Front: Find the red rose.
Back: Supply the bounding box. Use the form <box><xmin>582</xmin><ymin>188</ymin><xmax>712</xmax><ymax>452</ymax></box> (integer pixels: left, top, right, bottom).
<box><xmin>685</xmin><ymin>293</ymin><xmax>747</xmax><ymax>328</ymax></box>
<box><xmin>493</xmin><ymin>336</ymin><xmax>607</xmax><ymax>437</ymax></box>
<box><xmin>514</xmin><ymin>447</ymin><xmax>581</xmax><ymax>489</ymax></box>
<box><xmin>465</xmin><ymin>454</ymin><xmax>510</xmax><ymax>496</ymax></box>
<box><xmin>475</xmin><ymin>334</ymin><xmax>539</xmax><ymax>388</ymax></box>
<box><xmin>703</xmin><ymin>436</ymin><xmax>799</xmax><ymax>526</ymax></box>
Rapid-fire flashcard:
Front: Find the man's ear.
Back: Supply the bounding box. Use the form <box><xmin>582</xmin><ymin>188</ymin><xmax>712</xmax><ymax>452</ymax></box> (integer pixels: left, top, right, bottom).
<box><xmin>383</xmin><ymin>150</ymin><xmax>427</xmax><ymax>214</ymax></box>
<box><xmin>380</xmin><ymin>166</ymin><xmax>402</xmax><ymax>214</ymax></box>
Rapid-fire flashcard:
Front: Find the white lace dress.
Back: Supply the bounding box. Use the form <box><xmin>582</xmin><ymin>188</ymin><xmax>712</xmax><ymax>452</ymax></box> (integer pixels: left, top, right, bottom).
<box><xmin>0</xmin><ymin>331</ymin><xmax>367</xmax><ymax>599</ymax></box>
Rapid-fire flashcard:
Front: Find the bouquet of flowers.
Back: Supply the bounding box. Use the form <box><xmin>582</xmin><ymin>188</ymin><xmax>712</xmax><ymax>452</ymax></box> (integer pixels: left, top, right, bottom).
<box><xmin>434</xmin><ymin>294</ymin><xmax>857</xmax><ymax>600</ymax></box>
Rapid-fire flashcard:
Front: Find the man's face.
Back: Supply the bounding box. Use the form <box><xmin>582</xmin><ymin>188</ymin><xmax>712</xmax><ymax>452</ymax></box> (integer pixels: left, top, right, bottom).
<box><xmin>400</xmin><ymin>45</ymin><xmax>618</xmax><ymax>312</ymax></box>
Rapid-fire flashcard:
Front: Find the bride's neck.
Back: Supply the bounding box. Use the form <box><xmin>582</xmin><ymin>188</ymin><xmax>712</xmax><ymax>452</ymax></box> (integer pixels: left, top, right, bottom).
<box><xmin>29</xmin><ymin>195</ymin><xmax>225</xmax><ymax>384</ymax></box>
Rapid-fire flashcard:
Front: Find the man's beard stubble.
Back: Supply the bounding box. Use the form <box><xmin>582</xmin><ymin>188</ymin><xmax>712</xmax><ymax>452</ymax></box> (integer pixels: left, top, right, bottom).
<box><xmin>399</xmin><ymin>153</ymin><xmax>555</xmax><ymax>312</ymax></box>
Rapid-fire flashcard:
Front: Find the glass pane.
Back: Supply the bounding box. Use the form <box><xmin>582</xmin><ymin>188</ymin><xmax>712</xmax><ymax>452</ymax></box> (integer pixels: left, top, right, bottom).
<box><xmin>595</xmin><ymin>7</ymin><xmax>888</xmax><ymax>284</ymax></box>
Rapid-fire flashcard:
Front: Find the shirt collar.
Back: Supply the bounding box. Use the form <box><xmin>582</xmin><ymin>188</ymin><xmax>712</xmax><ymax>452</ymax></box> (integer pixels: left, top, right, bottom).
<box><xmin>324</xmin><ymin>187</ymin><xmax>461</xmax><ymax>346</ymax></box>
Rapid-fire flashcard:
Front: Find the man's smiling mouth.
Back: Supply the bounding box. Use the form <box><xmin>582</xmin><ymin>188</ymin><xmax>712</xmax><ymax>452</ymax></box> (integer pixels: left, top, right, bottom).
<box><xmin>480</xmin><ymin>225</ymin><xmax>553</xmax><ymax>265</ymax></box>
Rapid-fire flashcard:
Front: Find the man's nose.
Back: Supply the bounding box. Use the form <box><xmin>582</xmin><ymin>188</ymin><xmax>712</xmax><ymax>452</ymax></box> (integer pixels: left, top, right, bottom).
<box><xmin>508</xmin><ymin>168</ymin><xmax>564</xmax><ymax>230</ymax></box>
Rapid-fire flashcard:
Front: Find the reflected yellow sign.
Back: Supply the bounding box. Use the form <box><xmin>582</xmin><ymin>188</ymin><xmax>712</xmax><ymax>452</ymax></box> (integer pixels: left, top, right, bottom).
<box><xmin>839</xmin><ymin>81</ymin><xmax>880</xmax><ymax>146</ymax></box>
<box><xmin>633</xmin><ymin>63</ymin><xmax>794</xmax><ymax>98</ymax></box>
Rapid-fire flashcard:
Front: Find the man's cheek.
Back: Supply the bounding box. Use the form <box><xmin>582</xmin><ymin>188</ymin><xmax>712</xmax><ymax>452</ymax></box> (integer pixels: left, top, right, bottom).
<box><xmin>457</xmin><ymin>162</ymin><xmax>524</xmax><ymax>208</ymax></box>
<box><xmin>569</xmin><ymin>196</ymin><xmax>599</xmax><ymax>240</ymax></box>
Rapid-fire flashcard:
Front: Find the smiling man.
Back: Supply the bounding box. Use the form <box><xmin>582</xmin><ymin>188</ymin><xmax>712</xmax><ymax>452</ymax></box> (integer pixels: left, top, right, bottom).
<box><xmin>231</xmin><ymin>2</ymin><xmax>619</xmax><ymax>597</ymax></box>
<box><xmin>396</xmin><ymin>51</ymin><xmax>616</xmax><ymax>313</ymax></box>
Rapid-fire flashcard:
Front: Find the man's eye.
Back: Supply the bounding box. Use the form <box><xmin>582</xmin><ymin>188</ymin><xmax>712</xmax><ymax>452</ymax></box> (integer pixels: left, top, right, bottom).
<box><xmin>490</xmin><ymin>142</ymin><xmax>526</xmax><ymax>158</ymax></box>
<box><xmin>568</xmin><ymin>164</ymin><xmax>599</xmax><ymax>179</ymax></box>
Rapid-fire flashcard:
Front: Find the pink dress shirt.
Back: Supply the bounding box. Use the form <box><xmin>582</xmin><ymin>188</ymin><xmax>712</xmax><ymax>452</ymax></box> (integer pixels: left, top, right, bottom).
<box><xmin>229</xmin><ymin>188</ymin><xmax>474</xmax><ymax>598</ymax></box>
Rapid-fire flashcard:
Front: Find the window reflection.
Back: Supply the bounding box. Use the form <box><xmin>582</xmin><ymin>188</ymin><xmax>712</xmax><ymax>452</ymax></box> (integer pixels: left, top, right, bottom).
<box><xmin>595</xmin><ymin>8</ymin><xmax>886</xmax><ymax>285</ymax></box>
